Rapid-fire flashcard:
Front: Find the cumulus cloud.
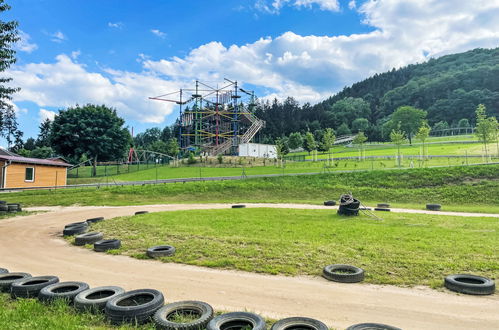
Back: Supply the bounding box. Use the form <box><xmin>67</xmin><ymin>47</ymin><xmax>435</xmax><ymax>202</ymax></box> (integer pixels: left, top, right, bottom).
<box><xmin>348</xmin><ymin>0</ymin><xmax>356</xmax><ymax>10</ymax></box>
<box><xmin>255</xmin><ymin>0</ymin><xmax>339</xmax><ymax>13</ymax></box>
<box><xmin>9</xmin><ymin>0</ymin><xmax>499</xmax><ymax>124</ymax></box>
<box><xmin>108</xmin><ymin>22</ymin><xmax>123</xmax><ymax>29</ymax></box>
<box><xmin>51</xmin><ymin>31</ymin><xmax>66</xmax><ymax>43</ymax></box>
<box><xmin>16</xmin><ymin>30</ymin><xmax>38</xmax><ymax>53</ymax></box>
<box><xmin>39</xmin><ymin>109</ymin><xmax>56</xmax><ymax>122</ymax></box>
<box><xmin>151</xmin><ymin>29</ymin><xmax>166</xmax><ymax>38</ymax></box>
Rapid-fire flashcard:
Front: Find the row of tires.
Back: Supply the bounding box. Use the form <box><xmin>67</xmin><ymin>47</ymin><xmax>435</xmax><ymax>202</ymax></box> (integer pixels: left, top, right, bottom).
<box><xmin>323</xmin><ymin>200</ymin><xmax>442</xmax><ymax>211</ymax></box>
<box><xmin>0</xmin><ymin>200</ymin><xmax>22</xmax><ymax>213</ymax></box>
<box><xmin>0</xmin><ymin>268</ymin><xmax>400</xmax><ymax>329</ymax></box>
<box><xmin>64</xmin><ymin>215</ymin><xmax>176</xmax><ymax>257</ymax></box>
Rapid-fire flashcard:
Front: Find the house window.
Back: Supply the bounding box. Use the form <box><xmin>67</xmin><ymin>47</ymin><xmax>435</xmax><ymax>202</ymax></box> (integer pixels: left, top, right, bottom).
<box><xmin>25</xmin><ymin>167</ymin><xmax>35</xmax><ymax>182</ymax></box>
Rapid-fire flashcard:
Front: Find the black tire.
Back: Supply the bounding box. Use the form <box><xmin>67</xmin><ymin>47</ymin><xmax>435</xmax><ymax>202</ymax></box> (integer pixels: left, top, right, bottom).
<box><xmin>374</xmin><ymin>208</ymin><xmax>390</xmax><ymax>212</ymax></box>
<box><xmin>147</xmin><ymin>245</ymin><xmax>176</xmax><ymax>258</ymax></box>
<box><xmin>271</xmin><ymin>317</ymin><xmax>328</xmax><ymax>330</ymax></box>
<box><xmin>444</xmin><ymin>274</ymin><xmax>495</xmax><ymax>295</ymax></box>
<box><xmin>323</xmin><ymin>264</ymin><xmax>365</xmax><ymax>283</ymax></box>
<box><xmin>377</xmin><ymin>203</ymin><xmax>390</xmax><ymax>208</ymax></box>
<box><xmin>0</xmin><ymin>200</ymin><xmax>6</xmax><ymax>204</ymax></box>
<box><xmin>10</xmin><ymin>275</ymin><xmax>59</xmax><ymax>299</ymax></box>
<box><xmin>207</xmin><ymin>312</ymin><xmax>266</xmax><ymax>330</ymax></box>
<box><xmin>75</xmin><ymin>232</ymin><xmax>104</xmax><ymax>246</ymax></box>
<box><xmin>359</xmin><ymin>207</ymin><xmax>372</xmax><ymax>211</ymax></box>
<box><xmin>74</xmin><ymin>286</ymin><xmax>125</xmax><ymax>312</ymax></box>
<box><xmin>7</xmin><ymin>203</ymin><xmax>18</xmax><ymax>212</ymax></box>
<box><xmin>0</xmin><ymin>268</ymin><xmax>7</xmax><ymax>274</ymax></box>
<box><xmin>337</xmin><ymin>197</ymin><xmax>360</xmax><ymax>216</ymax></box>
<box><xmin>86</xmin><ymin>217</ymin><xmax>104</xmax><ymax>224</ymax></box>
<box><xmin>39</xmin><ymin>281</ymin><xmax>90</xmax><ymax>303</ymax></box>
<box><xmin>94</xmin><ymin>239</ymin><xmax>121</xmax><ymax>252</ymax></box>
<box><xmin>0</xmin><ymin>204</ymin><xmax>8</xmax><ymax>212</ymax></box>
<box><xmin>63</xmin><ymin>224</ymin><xmax>88</xmax><ymax>236</ymax></box>
<box><xmin>65</xmin><ymin>221</ymin><xmax>88</xmax><ymax>228</ymax></box>
<box><xmin>231</xmin><ymin>205</ymin><xmax>246</xmax><ymax>209</ymax></box>
<box><xmin>0</xmin><ymin>272</ymin><xmax>32</xmax><ymax>292</ymax></box>
<box><xmin>346</xmin><ymin>323</ymin><xmax>401</xmax><ymax>330</ymax></box>
<box><xmin>323</xmin><ymin>200</ymin><xmax>336</xmax><ymax>206</ymax></box>
<box><xmin>105</xmin><ymin>289</ymin><xmax>165</xmax><ymax>325</ymax></box>
<box><xmin>153</xmin><ymin>300</ymin><xmax>214</xmax><ymax>330</ymax></box>
<box><xmin>135</xmin><ymin>211</ymin><xmax>149</xmax><ymax>215</ymax></box>
<box><xmin>426</xmin><ymin>203</ymin><xmax>441</xmax><ymax>211</ymax></box>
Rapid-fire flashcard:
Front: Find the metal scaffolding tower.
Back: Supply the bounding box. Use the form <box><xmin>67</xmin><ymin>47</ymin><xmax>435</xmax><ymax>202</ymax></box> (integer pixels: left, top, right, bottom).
<box><xmin>150</xmin><ymin>79</ymin><xmax>264</xmax><ymax>156</ymax></box>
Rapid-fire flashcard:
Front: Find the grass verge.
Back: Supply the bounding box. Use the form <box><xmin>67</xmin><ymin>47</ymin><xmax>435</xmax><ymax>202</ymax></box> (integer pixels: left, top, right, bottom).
<box><xmin>86</xmin><ymin>208</ymin><xmax>499</xmax><ymax>289</ymax></box>
<box><xmin>11</xmin><ymin>165</ymin><xmax>499</xmax><ymax>213</ymax></box>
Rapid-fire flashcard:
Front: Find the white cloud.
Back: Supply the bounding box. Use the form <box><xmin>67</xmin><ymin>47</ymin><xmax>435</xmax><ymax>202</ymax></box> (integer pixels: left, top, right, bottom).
<box><xmin>51</xmin><ymin>31</ymin><xmax>66</xmax><ymax>43</ymax></box>
<box><xmin>348</xmin><ymin>0</ymin><xmax>356</xmax><ymax>10</ymax></box>
<box><xmin>9</xmin><ymin>0</ymin><xmax>499</xmax><ymax>124</ymax></box>
<box><xmin>16</xmin><ymin>30</ymin><xmax>38</xmax><ymax>53</ymax></box>
<box><xmin>71</xmin><ymin>50</ymin><xmax>81</xmax><ymax>59</ymax></box>
<box><xmin>108</xmin><ymin>22</ymin><xmax>123</xmax><ymax>29</ymax></box>
<box><xmin>151</xmin><ymin>29</ymin><xmax>166</xmax><ymax>38</ymax></box>
<box><xmin>255</xmin><ymin>0</ymin><xmax>339</xmax><ymax>13</ymax></box>
<box><xmin>39</xmin><ymin>109</ymin><xmax>56</xmax><ymax>122</ymax></box>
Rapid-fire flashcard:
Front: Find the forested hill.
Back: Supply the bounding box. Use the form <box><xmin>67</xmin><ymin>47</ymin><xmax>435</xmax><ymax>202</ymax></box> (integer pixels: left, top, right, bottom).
<box><xmin>255</xmin><ymin>47</ymin><xmax>499</xmax><ymax>142</ymax></box>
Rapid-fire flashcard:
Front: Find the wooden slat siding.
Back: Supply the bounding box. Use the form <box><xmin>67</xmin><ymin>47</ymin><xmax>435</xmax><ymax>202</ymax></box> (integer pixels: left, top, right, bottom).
<box><xmin>4</xmin><ymin>163</ymin><xmax>67</xmax><ymax>188</ymax></box>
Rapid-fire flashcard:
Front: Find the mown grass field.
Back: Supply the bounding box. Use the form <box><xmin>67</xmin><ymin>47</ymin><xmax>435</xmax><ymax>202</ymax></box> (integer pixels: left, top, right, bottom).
<box><xmin>11</xmin><ymin>165</ymin><xmax>499</xmax><ymax>214</ymax></box>
<box><xmin>86</xmin><ymin>208</ymin><xmax>499</xmax><ymax>288</ymax></box>
<box><xmin>0</xmin><ymin>294</ymin><xmax>153</xmax><ymax>329</ymax></box>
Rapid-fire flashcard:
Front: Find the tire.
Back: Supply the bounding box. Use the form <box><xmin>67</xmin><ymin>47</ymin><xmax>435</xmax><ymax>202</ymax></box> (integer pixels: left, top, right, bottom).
<box><xmin>94</xmin><ymin>239</ymin><xmax>121</xmax><ymax>252</ymax></box>
<box><xmin>74</xmin><ymin>286</ymin><xmax>125</xmax><ymax>313</ymax></box>
<box><xmin>75</xmin><ymin>232</ymin><xmax>104</xmax><ymax>246</ymax></box>
<box><xmin>63</xmin><ymin>224</ymin><xmax>88</xmax><ymax>236</ymax></box>
<box><xmin>10</xmin><ymin>275</ymin><xmax>59</xmax><ymax>299</ymax></box>
<box><xmin>153</xmin><ymin>300</ymin><xmax>214</xmax><ymax>330</ymax></box>
<box><xmin>323</xmin><ymin>200</ymin><xmax>336</xmax><ymax>206</ymax></box>
<box><xmin>65</xmin><ymin>221</ymin><xmax>88</xmax><ymax>228</ymax></box>
<box><xmin>0</xmin><ymin>268</ymin><xmax>8</xmax><ymax>274</ymax></box>
<box><xmin>147</xmin><ymin>245</ymin><xmax>176</xmax><ymax>258</ymax></box>
<box><xmin>231</xmin><ymin>205</ymin><xmax>246</xmax><ymax>209</ymax></box>
<box><xmin>377</xmin><ymin>203</ymin><xmax>390</xmax><ymax>208</ymax></box>
<box><xmin>105</xmin><ymin>289</ymin><xmax>165</xmax><ymax>325</ymax></box>
<box><xmin>359</xmin><ymin>207</ymin><xmax>372</xmax><ymax>211</ymax></box>
<box><xmin>39</xmin><ymin>281</ymin><xmax>90</xmax><ymax>303</ymax></box>
<box><xmin>0</xmin><ymin>272</ymin><xmax>32</xmax><ymax>292</ymax></box>
<box><xmin>426</xmin><ymin>203</ymin><xmax>441</xmax><ymax>211</ymax></box>
<box><xmin>0</xmin><ymin>204</ymin><xmax>8</xmax><ymax>212</ymax></box>
<box><xmin>444</xmin><ymin>274</ymin><xmax>495</xmax><ymax>295</ymax></box>
<box><xmin>323</xmin><ymin>264</ymin><xmax>365</xmax><ymax>283</ymax></box>
<box><xmin>135</xmin><ymin>211</ymin><xmax>149</xmax><ymax>215</ymax></box>
<box><xmin>337</xmin><ymin>197</ymin><xmax>360</xmax><ymax>216</ymax></box>
<box><xmin>346</xmin><ymin>323</ymin><xmax>401</xmax><ymax>330</ymax></box>
<box><xmin>271</xmin><ymin>317</ymin><xmax>328</xmax><ymax>330</ymax></box>
<box><xmin>7</xmin><ymin>204</ymin><xmax>18</xmax><ymax>212</ymax></box>
<box><xmin>0</xmin><ymin>200</ymin><xmax>6</xmax><ymax>204</ymax></box>
<box><xmin>374</xmin><ymin>208</ymin><xmax>390</xmax><ymax>212</ymax></box>
<box><xmin>207</xmin><ymin>312</ymin><xmax>266</xmax><ymax>330</ymax></box>
<box><xmin>86</xmin><ymin>217</ymin><xmax>104</xmax><ymax>224</ymax></box>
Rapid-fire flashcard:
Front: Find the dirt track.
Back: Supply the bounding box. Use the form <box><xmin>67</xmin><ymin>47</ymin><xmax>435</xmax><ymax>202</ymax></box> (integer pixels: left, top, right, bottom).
<box><xmin>1</xmin><ymin>204</ymin><xmax>498</xmax><ymax>330</ymax></box>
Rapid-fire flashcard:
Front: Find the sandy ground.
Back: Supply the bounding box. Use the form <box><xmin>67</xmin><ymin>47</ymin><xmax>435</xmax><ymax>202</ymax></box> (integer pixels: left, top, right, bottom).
<box><xmin>0</xmin><ymin>204</ymin><xmax>498</xmax><ymax>330</ymax></box>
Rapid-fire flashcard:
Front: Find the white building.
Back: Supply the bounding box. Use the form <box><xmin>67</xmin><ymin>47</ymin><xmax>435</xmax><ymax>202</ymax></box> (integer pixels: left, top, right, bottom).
<box><xmin>238</xmin><ymin>143</ymin><xmax>277</xmax><ymax>159</ymax></box>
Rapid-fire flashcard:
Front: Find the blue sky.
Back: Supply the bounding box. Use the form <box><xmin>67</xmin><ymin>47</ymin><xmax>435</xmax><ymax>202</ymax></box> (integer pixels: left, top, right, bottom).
<box><xmin>4</xmin><ymin>0</ymin><xmax>499</xmax><ymax>143</ymax></box>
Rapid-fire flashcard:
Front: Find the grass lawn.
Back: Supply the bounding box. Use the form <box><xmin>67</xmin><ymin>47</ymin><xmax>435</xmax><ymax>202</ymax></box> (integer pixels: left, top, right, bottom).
<box><xmin>12</xmin><ymin>165</ymin><xmax>499</xmax><ymax>214</ymax></box>
<box><xmin>0</xmin><ymin>294</ymin><xmax>153</xmax><ymax>329</ymax></box>
<box><xmin>85</xmin><ymin>208</ymin><xmax>499</xmax><ymax>289</ymax></box>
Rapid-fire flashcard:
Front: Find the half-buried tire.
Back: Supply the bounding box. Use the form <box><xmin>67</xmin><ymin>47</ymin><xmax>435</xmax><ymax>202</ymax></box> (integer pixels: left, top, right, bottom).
<box><xmin>39</xmin><ymin>281</ymin><xmax>90</xmax><ymax>303</ymax></box>
<box><xmin>147</xmin><ymin>245</ymin><xmax>176</xmax><ymax>258</ymax></box>
<box><xmin>231</xmin><ymin>205</ymin><xmax>246</xmax><ymax>209</ymax></box>
<box><xmin>135</xmin><ymin>211</ymin><xmax>149</xmax><ymax>215</ymax></box>
<box><xmin>74</xmin><ymin>286</ymin><xmax>125</xmax><ymax>313</ymax></box>
<box><xmin>346</xmin><ymin>323</ymin><xmax>401</xmax><ymax>330</ymax></box>
<box><xmin>374</xmin><ymin>208</ymin><xmax>390</xmax><ymax>212</ymax></box>
<box><xmin>323</xmin><ymin>264</ymin><xmax>365</xmax><ymax>283</ymax></box>
<box><xmin>75</xmin><ymin>232</ymin><xmax>104</xmax><ymax>246</ymax></box>
<box><xmin>0</xmin><ymin>272</ymin><xmax>32</xmax><ymax>292</ymax></box>
<box><xmin>153</xmin><ymin>300</ymin><xmax>214</xmax><ymax>330</ymax></box>
<box><xmin>105</xmin><ymin>289</ymin><xmax>165</xmax><ymax>325</ymax></box>
<box><xmin>444</xmin><ymin>274</ymin><xmax>495</xmax><ymax>295</ymax></box>
<box><xmin>94</xmin><ymin>239</ymin><xmax>121</xmax><ymax>252</ymax></box>
<box><xmin>323</xmin><ymin>200</ymin><xmax>336</xmax><ymax>206</ymax></box>
<box><xmin>86</xmin><ymin>216</ymin><xmax>104</xmax><ymax>224</ymax></box>
<box><xmin>207</xmin><ymin>312</ymin><xmax>266</xmax><ymax>330</ymax></box>
<box><xmin>65</xmin><ymin>221</ymin><xmax>88</xmax><ymax>228</ymax></box>
<box><xmin>271</xmin><ymin>317</ymin><xmax>328</xmax><ymax>330</ymax></box>
<box><xmin>426</xmin><ymin>203</ymin><xmax>441</xmax><ymax>211</ymax></box>
<box><xmin>10</xmin><ymin>275</ymin><xmax>59</xmax><ymax>299</ymax></box>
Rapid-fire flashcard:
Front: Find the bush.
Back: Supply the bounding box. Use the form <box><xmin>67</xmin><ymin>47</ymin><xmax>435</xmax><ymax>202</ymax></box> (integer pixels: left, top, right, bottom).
<box><xmin>187</xmin><ymin>153</ymin><xmax>197</xmax><ymax>164</ymax></box>
<box><xmin>217</xmin><ymin>154</ymin><xmax>223</xmax><ymax>164</ymax></box>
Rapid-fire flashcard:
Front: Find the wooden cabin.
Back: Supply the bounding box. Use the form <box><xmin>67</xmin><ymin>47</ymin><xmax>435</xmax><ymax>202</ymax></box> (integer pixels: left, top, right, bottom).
<box><xmin>0</xmin><ymin>154</ymin><xmax>71</xmax><ymax>189</ymax></box>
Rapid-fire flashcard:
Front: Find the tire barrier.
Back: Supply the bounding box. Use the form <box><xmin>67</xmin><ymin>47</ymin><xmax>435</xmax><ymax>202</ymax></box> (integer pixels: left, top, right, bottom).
<box><xmin>323</xmin><ymin>264</ymin><xmax>365</xmax><ymax>283</ymax></box>
<box><xmin>207</xmin><ymin>312</ymin><xmax>266</xmax><ymax>330</ymax></box>
<box><xmin>147</xmin><ymin>246</ymin><xmax>176</xmax><ymax>258</ymax></box>
<box><xmin>271</xmin><ymin>317</ymin><xmax>328</xmax><ymax>330</ymax></box>
<box><xmin>86</xmin><ymin>217</ymin><xmax>104</xmax><ymax>224</ymax></box>
<box><xmin>444</xmin><ymin>274</ymin><xmax>495</xmax><ymax>295</ymax></box>
<box><xmin>10</xmin><ymin>275</ymin><xmax>59</xmax><ymax>299</ymax></box>
<box><xmin>323</xmin><ymin>200</ymin><xmax>336</xmax><ymax>206</ymax></box>
<box><xmin>94</xmin><ymin>239</ymin><xmax>121</xmax><ymax>252</ymax></box>
<box><xmin>0</xmin><ymin>272</ymin><xmax>32</xmax><ymax>292</ymax></box>
<box><xmin>231</xmin><ymin>205</ymin><xmax>246</xmax><ymax>208</ymax></box>
<box><xmin>346</xmin><ymin>323</ymin><xmax>402</xmax><ymax>330</ymax></box>
<box><xmin>0</xmin><ymin>268</ymin><xmax>8</xmax><ymax>274</ymax></box>
<box><xmin>74</xmin><ymin>286</ymin><xmax>125</xmax><ymax>312</ymax></box>
<box><xmin>426</xmin><ymin>203</ymin><xmax>441</xmax><ymax>211</ymax></box>
<box><xmin>105</xmin><ymin>289</ymin><xmax>164</xmax><ymax>325</ymax></box>
<box><xmin>75</xmin><ymin>232</ymin><xmax>104</xmax><ymax>246</ymax></box>
<box><xmin>135</xmin><ymin>211</ymin><xmax>149</xmax><ymax>215</ymax></box>
<box><xmin>337</xmin><ymin>194</ymin><xmax>360</xmax><ymax>216</ymax></box>
<box><xmin>153</xmin><ymin>300</ymin><xmax>214</xmax><ymax>330</ymax></box>
<box><xmin>39</xmin><ymin>281</ymin><xmax>90</xmax><ymax>303</ymax></box>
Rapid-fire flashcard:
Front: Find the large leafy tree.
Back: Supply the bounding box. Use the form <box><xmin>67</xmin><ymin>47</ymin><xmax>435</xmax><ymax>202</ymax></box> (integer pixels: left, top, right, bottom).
<box><xmin>389</xmin><ymin>106</ymin><xmax>427</xmax><ymax>145</ymax></box>
<box><xmin>0</xmin><ymin>1</ymin><xmax>22</xmax><ymax>146</ymax></box>
<box><xmin>50</xmin><ymin>104</ymin><xmax>131</xmax><ymax>175</ymax></box>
